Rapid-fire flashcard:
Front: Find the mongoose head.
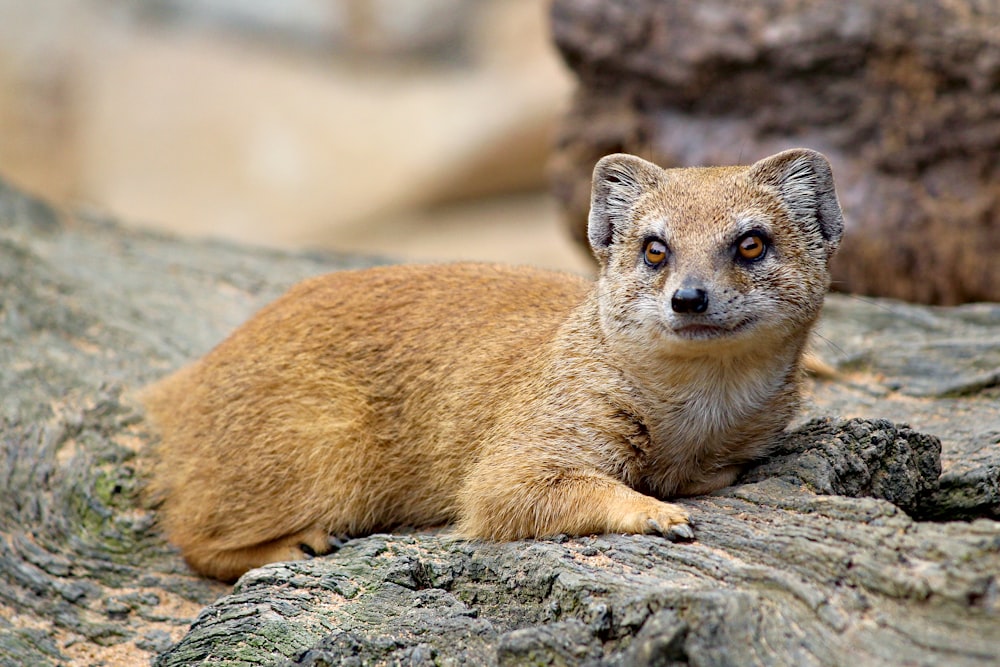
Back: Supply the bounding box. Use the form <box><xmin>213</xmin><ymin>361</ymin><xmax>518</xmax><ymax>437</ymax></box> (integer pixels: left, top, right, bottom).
<box><xmin>587</xmin><ymin>149</ymin><xmax>844</xmax><ymax>356</ymax></box>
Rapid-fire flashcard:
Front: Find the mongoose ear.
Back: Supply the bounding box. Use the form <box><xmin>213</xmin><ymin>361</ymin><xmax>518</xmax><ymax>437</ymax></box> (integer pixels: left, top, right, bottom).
<box><xmin>588</xmin><ymin>154</ymin><xmax>664</xmax><ymax>263</ymax></box>
<box><xmin>751</xmin><ymin>149</ymin><xmax>844</xmax><ymax>257</ymax></box>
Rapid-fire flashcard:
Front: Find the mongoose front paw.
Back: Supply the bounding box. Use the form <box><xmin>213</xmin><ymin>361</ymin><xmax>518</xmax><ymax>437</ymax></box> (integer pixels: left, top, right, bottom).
<box><xmin>287</xmin><ymin>525</ymin><xmax>336</xmax><ymax>562</ymax></box>
<box><xmin>296</xmin><ymin>533</ymin><xmax>349</xmax><ymax>560</ymax></box>
<box><xmin>620</xmin><ymin>499</ymin><xmax>692</xmax><ymax>540</ymax></box>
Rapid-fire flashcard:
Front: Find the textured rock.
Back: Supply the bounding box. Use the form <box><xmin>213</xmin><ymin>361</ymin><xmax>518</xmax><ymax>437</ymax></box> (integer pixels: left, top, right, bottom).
<box><xmin>804</xmin><ymin>296</ymin><xmax>1000</xmax><ymax>520</ymax></box>
<box><xmin>548</xmin><ymin>0</ymin><xmax>1000</xmax><ymax>304</ymax></box>
<box><xmin>0</xmin><ymin>176</ymin><xmax>998</xmax><ymax>665</ymax></box>
<box><xmin>743</xmin><ymin>418</ymin><xmax>942</xmax><ymax>517</ymax></box>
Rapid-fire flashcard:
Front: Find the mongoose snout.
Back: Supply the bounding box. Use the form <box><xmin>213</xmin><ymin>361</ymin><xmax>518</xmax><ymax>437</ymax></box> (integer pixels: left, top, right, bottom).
<box><xmin>143</xmin><ymin>148</ymin><xmax>843</xmax><ymax>581</ymax></box>
<box><xmin>670</xmin><ymin>286</ymin><xmax>709</xmax><ymax>314</ymax></box>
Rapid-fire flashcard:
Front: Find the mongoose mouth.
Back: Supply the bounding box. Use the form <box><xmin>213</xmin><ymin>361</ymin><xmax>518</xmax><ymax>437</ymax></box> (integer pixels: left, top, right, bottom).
<box><xmin>672</xmin><ymin>324</ymin><xmax>730</xmax><ymax>340</ymax></box>
<box><xmin>670</xmin><ymin>318</ymin><xmax>754</xmax><ymax>341</ymax></box>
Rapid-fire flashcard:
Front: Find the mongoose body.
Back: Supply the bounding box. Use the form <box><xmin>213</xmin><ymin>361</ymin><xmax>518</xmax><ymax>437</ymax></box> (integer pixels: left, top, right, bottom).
<box><xmin>143</xmin><ymin>149</ymin><xmax>844</xmax><ymax>580</ymax></box>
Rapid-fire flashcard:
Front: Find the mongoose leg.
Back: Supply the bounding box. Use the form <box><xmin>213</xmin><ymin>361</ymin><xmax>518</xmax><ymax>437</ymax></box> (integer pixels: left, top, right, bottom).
<box><xmin>678</xmin><ymin>464</ymin><xmax>743</xmax><ymax>497</ymax></box>
<box><xmin>460</xmin><ymin>469</ymin><xmax>692</xmax><ymax>542</ymax></box>
<box><xmin>182</xmin><ymin>524</ymin><xmax>331</xmax><ymax>582</ymax></box>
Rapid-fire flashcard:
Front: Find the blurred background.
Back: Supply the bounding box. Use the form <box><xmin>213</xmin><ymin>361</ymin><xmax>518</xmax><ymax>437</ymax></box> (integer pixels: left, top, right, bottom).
<box><xmin>3</xmin><ymin>0</ymin><xmax>998</xmax><ymax>304</ymax></box>
<box><xmin>0</xmin><ymin>0</ymin><xmax>595</xmax><ymax>274</ymax></box>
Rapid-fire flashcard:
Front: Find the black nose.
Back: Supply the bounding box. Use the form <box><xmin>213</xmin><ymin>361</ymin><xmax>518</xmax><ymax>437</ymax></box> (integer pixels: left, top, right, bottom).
<box><xmin>671</xmin><ymin>287</ymin><xmax>709</xmax><ymax>314</ymax></box>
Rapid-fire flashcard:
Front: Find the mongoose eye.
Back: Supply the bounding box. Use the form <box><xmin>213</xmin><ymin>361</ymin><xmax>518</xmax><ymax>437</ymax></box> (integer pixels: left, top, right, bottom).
<box><xmin>736</xmin><ymin>232</ymin><xmax>768</xmax><ymax>261</ymax></box>
<box><xmin>643</xmin><ymin>239</ymin><xmax>668</xmax><ymax>267</ymax></box>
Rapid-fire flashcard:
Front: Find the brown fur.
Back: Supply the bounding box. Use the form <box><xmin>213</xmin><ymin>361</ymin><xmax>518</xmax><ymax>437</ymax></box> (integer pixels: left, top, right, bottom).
<box><xmin>143</xmin><ymin>149</ymin><xmax>844</xmax><ymax>581</ymax></box>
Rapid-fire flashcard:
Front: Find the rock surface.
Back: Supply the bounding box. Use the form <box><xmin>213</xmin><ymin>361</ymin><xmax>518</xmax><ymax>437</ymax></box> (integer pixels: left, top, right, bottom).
<box><xmin>548</xmin><ymin>0</ymin><xmax>1000</xmax><ymax>305</ymax></box>
<box><xmin>1</xmin><ymin>178</ymin><xmax>998</xmax><ymax>665</ymax></box>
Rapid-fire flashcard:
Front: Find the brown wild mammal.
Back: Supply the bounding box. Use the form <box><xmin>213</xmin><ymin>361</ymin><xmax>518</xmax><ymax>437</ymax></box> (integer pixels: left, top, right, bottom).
<box><xmin>143</xmin><ymin>148</ymin><xmax>844</xmax><ymax>581</ymax></box>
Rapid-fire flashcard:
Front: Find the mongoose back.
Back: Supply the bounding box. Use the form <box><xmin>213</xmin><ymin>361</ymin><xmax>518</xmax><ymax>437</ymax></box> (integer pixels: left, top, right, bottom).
<box><xmin>143</xmin><ymin>148</ymin><xmax>844</xmax><ymax>581</ymax></box>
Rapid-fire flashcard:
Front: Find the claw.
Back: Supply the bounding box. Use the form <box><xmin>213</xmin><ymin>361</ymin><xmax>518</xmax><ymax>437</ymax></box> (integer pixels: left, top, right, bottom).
<box><xmin>328</xmin><ymin>534</ymin><xmax>349</xmax><ymax>550</ymax></box>
<box><xmin>665</xmin><ymin>523</ymin><xmax>695</xmax><ymax>542</ymax></box>
<box><xmin>647</xmin><ymin>518</ymin><xmax>695</xmax><ymax>542</ymax></box>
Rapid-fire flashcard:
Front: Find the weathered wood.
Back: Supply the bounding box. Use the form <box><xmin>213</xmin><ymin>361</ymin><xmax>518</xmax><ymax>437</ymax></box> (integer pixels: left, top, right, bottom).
<box><xmin>1</xmin><ymin>177</ymin><xmax>998</xmax><ymax>665</ymax></box>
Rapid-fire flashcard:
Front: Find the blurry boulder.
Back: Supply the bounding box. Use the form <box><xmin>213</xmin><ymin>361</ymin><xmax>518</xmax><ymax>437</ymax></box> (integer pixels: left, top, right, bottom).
<box><xmin>549</xmin><ymin>0</ymin><xmax>1000</xmax><ymax>305</ymax></box>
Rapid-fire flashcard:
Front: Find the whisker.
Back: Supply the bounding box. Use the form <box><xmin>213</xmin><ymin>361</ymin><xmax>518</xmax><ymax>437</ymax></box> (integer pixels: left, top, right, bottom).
<box><xmin>842</xmin><ymin>293</ymin><xmax>901</xmax><ymax>314</ymax></box>
<box><xmin>828</xmin><ymin>287</ymin><xmax>900</xmax><ymax>315</ymax></box>
<box><xmin>811</xmin><ymin>332</ymin><xmax>848</xmax><ymax>360</ymax></box>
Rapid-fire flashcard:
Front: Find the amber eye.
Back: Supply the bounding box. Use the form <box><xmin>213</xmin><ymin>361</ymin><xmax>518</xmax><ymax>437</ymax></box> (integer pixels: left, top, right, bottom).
<box><xmin>643</xmin><ymin>239</ymin><xmax>668</xmax><ymax>267</ymax></box>
<box><xmin>736</xmin><ymin>233</ymin><xmax>767</xmax><ymax>261</ymax></box>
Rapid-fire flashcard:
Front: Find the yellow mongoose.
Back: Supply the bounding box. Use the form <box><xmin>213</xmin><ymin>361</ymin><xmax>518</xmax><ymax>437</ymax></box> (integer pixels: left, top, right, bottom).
<box><xmin>143</xmin><ymin>149</ymin><xmax>844</xmax><ymax>581</ymax></box>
